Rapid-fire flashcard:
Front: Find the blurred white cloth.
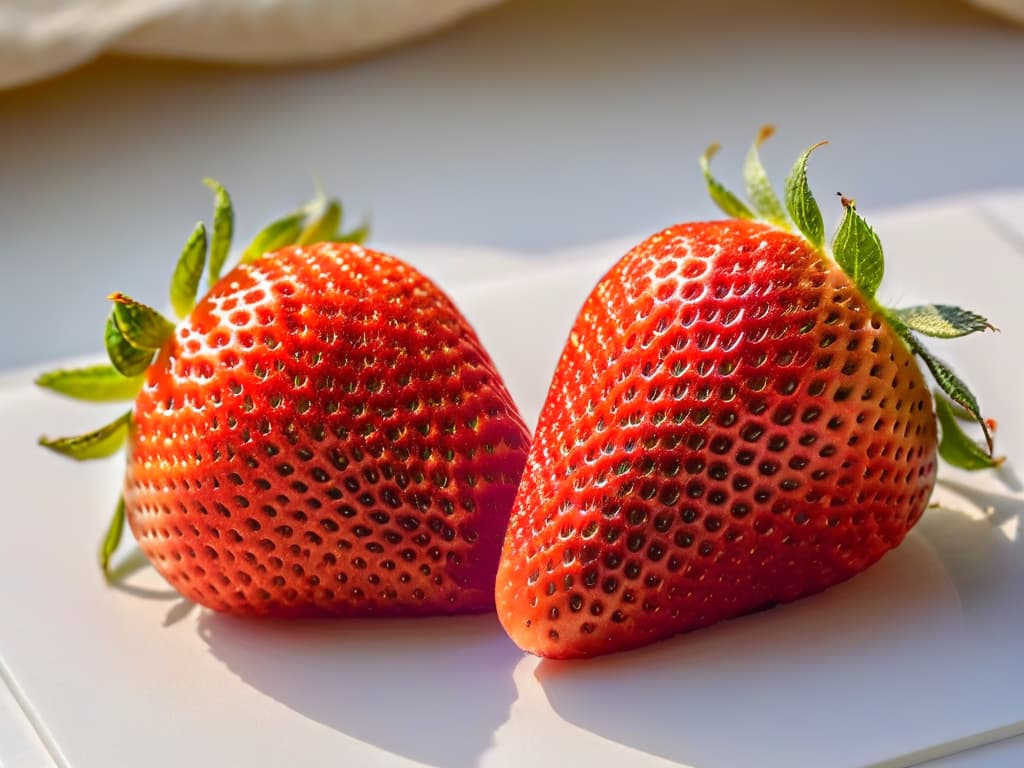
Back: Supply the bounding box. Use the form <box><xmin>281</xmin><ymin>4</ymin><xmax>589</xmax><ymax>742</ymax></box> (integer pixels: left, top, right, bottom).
<box><xmin>968</xmin><ymin>0</ymin><xmax>1024</xmax><ymax>23</ymax></box>
<box><xmin>0</xmin><ymin>0</ymin><xmax>502</xmax><ymax>90</ymax></box>
<box><xmin>0</xmin><ymin>0</ymin><xmax>1020</xmax><ymax>91</ymax></box>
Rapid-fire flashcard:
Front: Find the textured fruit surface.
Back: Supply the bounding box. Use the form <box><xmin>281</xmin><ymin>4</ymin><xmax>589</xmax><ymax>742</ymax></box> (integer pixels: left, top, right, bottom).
<box><xmin>126</xmin><ymin>242</ymin><xmax>530</xmax><ymax>615</ymax></box>
<box><xmin>496</xmin><ymin>219</ymin><xmax>938</xmax><ymax>658</ymax></box>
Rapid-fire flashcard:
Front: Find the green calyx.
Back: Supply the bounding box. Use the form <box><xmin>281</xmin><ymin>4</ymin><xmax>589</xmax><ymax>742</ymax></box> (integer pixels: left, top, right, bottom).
<box><xmin>99</xmin><ymin>496</ymin><xmax>127</xmax><ymax>579</ymax></box>
<box><xmin>701</xmin><ymin>126</ymin><xmax>1001</xmax><ymax>471</ymax></box>
<box><xmin>935</xmin><ymin>394</ymin><xmax>1002</xmax><ymax>470</ymax></box>
<box><xmin>36</xmin><ymin>179</ymin><xmax>368</xmax><ymax>578</ymax></box>
<box><xmin>39</xmin><ymin>410</ymin><xmax>132</xmax><ymax>460</ymax></box>
<box><xmin>35</xmin><ymin>365</ymin><xmax>145</xmax><ymax>402</ymax></box>
<box><xmin>241</xmin><ymin>188</ymin><xmax>369</xmax><ymax>265</ymax></box>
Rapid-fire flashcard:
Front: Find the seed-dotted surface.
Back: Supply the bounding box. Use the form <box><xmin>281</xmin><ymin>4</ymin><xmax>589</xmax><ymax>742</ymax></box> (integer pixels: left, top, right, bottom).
<box><xmin>497</xmin><ymin>220</ymin><xmax>937</xmax><ymax>658</ymax></box>
<box><xmin>126</xmin><ymin>243</ymin><xmax>530</xmax><ymax>616</ymax></box>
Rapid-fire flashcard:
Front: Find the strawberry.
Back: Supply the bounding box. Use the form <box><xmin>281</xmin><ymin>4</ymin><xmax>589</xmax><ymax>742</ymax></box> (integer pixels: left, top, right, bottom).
<box><xmin>38</xmin><ymin>184</ymin><xmax>530</xmax><ymax>616</ymax></box>
<box><xmin>495</xmin><ymin>127</ymin><xmax>1001</xmax><ymax>659</ymax></box>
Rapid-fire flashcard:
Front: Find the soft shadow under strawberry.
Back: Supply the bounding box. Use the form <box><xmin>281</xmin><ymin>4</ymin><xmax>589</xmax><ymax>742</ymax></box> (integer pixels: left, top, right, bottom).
<box><xmin>924</xmin><ymin>478</ymin><xmax>1024</xmax><ymax>616</ymax></box>
<box><xmin>533</xmin><ymin>495</ymin><xmax>1023</xmax><ymax>768</ymax></box>
<box><xmin>197</xmin><ymin>612</ymin><xmax>519</xmax><ymax>768</ymax></box>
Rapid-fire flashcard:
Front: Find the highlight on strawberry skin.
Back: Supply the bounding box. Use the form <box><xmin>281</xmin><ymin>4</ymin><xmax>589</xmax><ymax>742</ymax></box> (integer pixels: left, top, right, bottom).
<box><xmin>37</xmin><ymin>182</ymin><xmax>532</xmax><ymax>617</ymax></box>
<box><xmin>495</xmin><ymin>126</ymin><xmax>1002</xmax><ymax>660</ymax></box>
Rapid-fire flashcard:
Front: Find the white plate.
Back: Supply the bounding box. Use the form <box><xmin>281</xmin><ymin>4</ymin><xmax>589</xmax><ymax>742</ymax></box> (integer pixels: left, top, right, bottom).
<box><xmin>1</xmin><ymin>196</ymin><xmax>1023</xmax><ymax>768</ymax></box>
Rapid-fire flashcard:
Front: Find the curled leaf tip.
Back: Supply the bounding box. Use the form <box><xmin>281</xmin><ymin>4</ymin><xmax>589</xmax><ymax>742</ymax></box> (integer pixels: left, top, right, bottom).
<box><xmin>755</xmin><ymin>124</ymin><xmax>776</xmax><ymax>146</ymax></box>
<box><xmin>311</xmin><ymin>174</ymin><xmax>327</xmax><ymax>201</ymax></box>
<box><xmin>37</xmin><ymin>411</ymin><xmax>132</xmax><ymax>461</ymax></box>
<box><xmin>803</xmin><ymin>140</ymin><xmax>830</xmax><ymax>160</ymax></box>
<box><xmin>204</xmin><ymin>180</ymin><xmax>235</xmax><ymax>285</ymax></box>
<box><xmin>934</xmin><ymin>394</ymin><xmax>1001</xmax><ymax>470</ymax></box>
<box><xmin>701</xmin><ymin>141</ymin><xmax>755</xmax><ymax>220</ymax></box>
<box><xmin>107</xmin><ymin>292</ymin><xmax>130</xmax><ymax>304</ymax></box>
<box><xmin>743</xmin><ymin>126</ymin><xmax>788</xmax><ymax>225</ymax></box>
<box><xmin>784</xmin><ymin>140</ymin><xmax>828</xmax><ymax>248</ymax></box>
<box><xmin>701</xmin><ymin>142</ymin><xmax>722</xmax><ymax>164</ymax></box>
<box><xmin>338</xmin><ymin>215</ymin><xmax>372</xmax><ymax>245</ymax></box>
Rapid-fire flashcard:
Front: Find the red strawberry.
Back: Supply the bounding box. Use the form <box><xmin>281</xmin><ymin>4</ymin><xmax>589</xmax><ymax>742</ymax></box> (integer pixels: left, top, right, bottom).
<box><xmin>38</xmin><ymin>184</ymin><xmax>530</xmax><ymax>616</ymax></box>
<box><xmin>495</xmin><ymin>127</ymin><xmax>1000</xmax><ymax>658</ymax></box>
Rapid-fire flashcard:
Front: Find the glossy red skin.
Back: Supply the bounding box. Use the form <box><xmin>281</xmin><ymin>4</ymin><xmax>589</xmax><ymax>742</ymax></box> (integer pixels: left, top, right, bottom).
<box><xmin>497</xmin><ymin>220</ymin><xmax>937</xmax><ymax>658</ymax></box>
<box><xmin>125</xmin><ymin>243</ymin><xmax>530</xmax><ymax>616</ymax></box>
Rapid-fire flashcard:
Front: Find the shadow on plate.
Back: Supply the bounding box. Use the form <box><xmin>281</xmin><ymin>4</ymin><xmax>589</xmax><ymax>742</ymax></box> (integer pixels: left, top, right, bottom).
<box><xmin>923</xmin><ymin>479</ymin><xmax>1024</xmax><ymax>618</ymax></box>
<box><xmin>107</xmin><ymin>547</ymin><xmax>180</xmax><ymax>600</ymax></box>
<box><xmin>533</xmin><ymin>486</ymin><xmax>1023</xmax><ymax>768</ymax></box>
<box><xmin>197</xmin><ymin>610</ymin><xmax>520</xmax><ymax>768</ymax></box>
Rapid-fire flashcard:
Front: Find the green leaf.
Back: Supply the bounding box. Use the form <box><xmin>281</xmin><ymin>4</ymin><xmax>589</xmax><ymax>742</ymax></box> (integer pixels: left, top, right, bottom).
<box><xmin>935</xmin><ymin>395</ymin><xmax>1002</xmax><ymax>471</ymax></box>
<box><xmin>39</xmin><ymin>411</ymin><xmax>132</xmax><ymax>461</ymax></box>
<box><xmin>105</xmin><ymin>315</ymin><xmax>155</xmax><ymax>377</ymax></box>
<box><xmin>109</xmin><ymin>292</ymin><xmax>176</xmax><ymax>350</ymax></box>
<box><xmin>204</xmin><ymin>178</ymin><xmax>235</xmax><ymax>285</ymax></box>
<box><xmin>298</xmin><ymin>199</ymin><xmax>342</xmax><ymax>246</ymax></box>
<box><xmin>35</xmin><ymin>364</ymin><xmax>144</xmax><ymax>403</ymax></box>
<box><xmin>912</xmin><ymin>340</ymin><xmax>993</xmax><ymax>454</ymax></box>
<box><xmin>700</xmin><ymin>143</ymin><xmax>754</xmax><ymax>220</ymax></box>
<box><xmin>831</xmin><ymin>197</ymin><xmax>884</xmax><ymax>299</ymax></box>
<box><xmin>170</xmin><ymin>222</ymin><xmax>208</xmax><ymax>319</ymax></box>
<box><xmin>894</xmin><ymin>304</ymin><xmax>995</xmax><ymax>339</ymax></box>
<box><xmin>337</xmin><ymin>217</ymin><xmax>371</xmax><ymax>245</ymax></box>
<box><xmin>742</xmin><ymin>124</ymin><xmax>788</xmax><ymax>226</ymax></box>
<box><xmin>784</xmin><ymin>140</ymin><xmax>827</xmax><ymax>248</ymax></box>
<box><xmin>241</xmin><ymin>211</ymin><xmax>306</xmax><ymax>264</ymax></box>
<box><xmin>100</xmin><ymin>496</ymin><xmax>127</xmax><ymax>578</ymax></box>
<box><xmin>943</xmin><ymin>397</ymin><xmax>977</xmax><ymax>422</ymax></box>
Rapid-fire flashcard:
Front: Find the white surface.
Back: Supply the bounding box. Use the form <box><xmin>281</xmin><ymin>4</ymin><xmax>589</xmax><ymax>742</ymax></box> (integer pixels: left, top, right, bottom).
<box><xmin>929</xmin><ymin>736</ymin><xmax>1024</xmax><ymax>768</ymax></box>
<box><xmin>0</xmin><ymin>664</ymin><xmax>54</xmax><ymax>768</ymax></box>
<box><xmin>2</xmin><ymin>0</ymin><xmax>1024</xmax><ymax>371</ymax></box>
<box><xmin>1</xmin><ymin>195</ymin><xmax>1023</xmax><ymax>768</ymax></box>
<box><xmin>0</xmin><ymin>0</ymin><xmax>499</xmax><ymax>90</ymax></box>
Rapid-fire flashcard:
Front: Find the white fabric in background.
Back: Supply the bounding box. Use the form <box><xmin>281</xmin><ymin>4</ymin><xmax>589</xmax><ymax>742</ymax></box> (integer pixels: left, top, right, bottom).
<box><xmin>968</xmin><ymin>0</ymin><xmax>1024</xmax><ymax>23</ymax></box>
<box><xmin>0</xmin><ymin>0</ymin><xmax>502</xmax><ymax>90</ymax></box>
